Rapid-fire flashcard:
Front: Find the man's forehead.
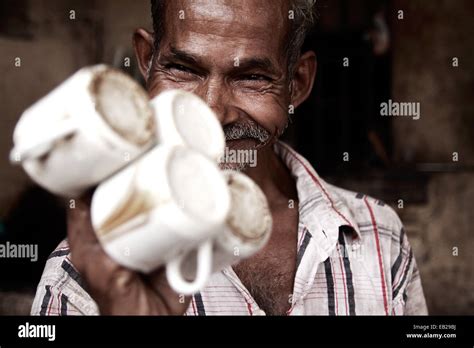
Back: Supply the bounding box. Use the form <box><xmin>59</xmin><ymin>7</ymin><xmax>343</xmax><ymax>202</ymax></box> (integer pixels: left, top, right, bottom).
<box><xmin>164</xmin><ymin>0</ymin><xmax>289</xmax><ymax>46</ymax></box>
<box><xmin>160</xmin><ymin>0</ymin><xmax>291</xmax><ymax>66</ymax></box>
<box><xmin>179</xmin><ymin>0</ymin><xmax>289</xmax><ymax>22</ymax></box>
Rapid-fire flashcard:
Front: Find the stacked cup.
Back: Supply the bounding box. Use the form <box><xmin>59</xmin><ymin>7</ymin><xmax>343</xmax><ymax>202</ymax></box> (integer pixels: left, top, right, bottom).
<box><xmin>10</xmin><ymin>65</ymin><xmax>156</xmax><ymax>197</ymax></box>
<box><xmin>10</xmin><ymin>65</ymin><xmax>272</xmax><ymax>295</ymax></box>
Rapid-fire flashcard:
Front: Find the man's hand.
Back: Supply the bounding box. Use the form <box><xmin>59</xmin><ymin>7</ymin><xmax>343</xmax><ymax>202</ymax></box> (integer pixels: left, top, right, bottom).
<box><xmin>67</xmin><ymin>193</ymin><xmax>191</xmax><ymax>315</ymax></box>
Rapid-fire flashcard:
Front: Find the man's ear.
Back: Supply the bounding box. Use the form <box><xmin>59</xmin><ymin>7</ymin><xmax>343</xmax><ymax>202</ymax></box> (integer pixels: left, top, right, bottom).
<box><xmin>133</xmin><ymin>28</ymin><xmax>155</xmax><ymax>80</ymax></box>
<box><xmin>290</xmin><ymin>51</ymin><xmax>317</xmax><ymax>108</ymax></box>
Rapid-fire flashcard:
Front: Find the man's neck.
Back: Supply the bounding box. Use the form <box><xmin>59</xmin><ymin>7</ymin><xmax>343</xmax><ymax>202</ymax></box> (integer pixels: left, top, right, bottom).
<box><xmin>233</xmin><ymin>142</ymin><xmax>300</xmax><ymax>315</ymax></box>
<box><xmin>242</xmin><ymin>143</ymin><xmax>298</xmax><ymax>209</ymax></box>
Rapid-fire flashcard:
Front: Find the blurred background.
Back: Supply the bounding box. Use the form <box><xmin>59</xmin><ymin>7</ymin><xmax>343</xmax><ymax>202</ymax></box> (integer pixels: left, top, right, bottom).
<box><xmin>0</xmin><ymin>0</ymin><xmax>473</xmax><ymax>314</ymax></box>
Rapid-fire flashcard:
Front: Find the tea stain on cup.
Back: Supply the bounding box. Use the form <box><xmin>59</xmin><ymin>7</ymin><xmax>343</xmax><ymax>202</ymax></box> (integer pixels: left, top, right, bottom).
<box><xmin>96</xmin><ymin>174</ymin><xmax>157</xmax><ymax>239</ymax></box>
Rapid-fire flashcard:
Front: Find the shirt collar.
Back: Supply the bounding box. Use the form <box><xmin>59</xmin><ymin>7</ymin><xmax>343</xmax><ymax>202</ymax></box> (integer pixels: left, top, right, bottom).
<box><xmin>274</xmin><ymin>142</ymin><xmax>361</xmax><ymax>261</ymax></box>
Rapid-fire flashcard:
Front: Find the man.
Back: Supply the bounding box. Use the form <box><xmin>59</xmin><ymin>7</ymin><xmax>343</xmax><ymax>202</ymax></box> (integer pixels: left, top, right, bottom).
<box><xmin>32</xmin><ymin>0</ymin><xmax>427</xmax><ymax>315</ymax></box>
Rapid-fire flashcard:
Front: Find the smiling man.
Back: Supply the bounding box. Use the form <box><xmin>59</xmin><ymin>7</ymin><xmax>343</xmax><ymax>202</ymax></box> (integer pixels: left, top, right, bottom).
<box><xmin>31</xmin><ymin>0</ymin><xmax>427</xmax><ymax>316</ymax></box>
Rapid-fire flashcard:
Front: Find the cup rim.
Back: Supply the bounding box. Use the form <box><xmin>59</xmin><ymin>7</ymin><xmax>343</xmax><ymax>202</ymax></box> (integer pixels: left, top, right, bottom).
<box><xmin>86</xmin><ymin>66</ymin><xmax>155</xmax><ymax>153</ymax></box>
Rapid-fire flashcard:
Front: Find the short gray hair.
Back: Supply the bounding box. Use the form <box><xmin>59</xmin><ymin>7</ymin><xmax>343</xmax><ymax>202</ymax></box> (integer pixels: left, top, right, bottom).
<box><xmin>287</xmin><ymin>0</ymin><xmax>318</xmax><ymax>76</ymax></box>
<box><xmin>150</xmin><ymin>0</ymin><xmax>318</xmax><ymax>77</ymax></box>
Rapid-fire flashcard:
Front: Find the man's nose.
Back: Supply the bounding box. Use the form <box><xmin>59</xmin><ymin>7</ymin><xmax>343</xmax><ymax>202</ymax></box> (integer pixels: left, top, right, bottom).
<box><xmin>195</xmin><ymin>78</ymin><xmax>238</xmax><ymax>126</ymax></box>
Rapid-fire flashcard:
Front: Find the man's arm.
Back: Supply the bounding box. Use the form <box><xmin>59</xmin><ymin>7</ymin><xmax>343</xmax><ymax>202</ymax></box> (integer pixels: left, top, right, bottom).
<box><xmin>391</xmin><ymin>228</ymin><xmax>428</xmax><ymax>315</ymax></box>
<box><xmin>403</xmin><ymin>261</ymin><xmax>428</xmax><ymax>315</ymax></box>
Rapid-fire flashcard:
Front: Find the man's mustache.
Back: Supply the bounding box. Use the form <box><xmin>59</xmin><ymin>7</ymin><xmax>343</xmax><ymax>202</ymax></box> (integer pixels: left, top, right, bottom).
<box><xmin>223</xmin><ymin>121</ymin><xmax>271</xmax><ymax>144</ymax></box>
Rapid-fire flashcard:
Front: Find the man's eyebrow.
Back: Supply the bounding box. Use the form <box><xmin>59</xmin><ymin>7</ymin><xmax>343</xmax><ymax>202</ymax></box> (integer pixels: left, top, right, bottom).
<box><xmin>165</xmin><ymin>46</ymin><xmax>200</xmax><ymax>66</ymax></box>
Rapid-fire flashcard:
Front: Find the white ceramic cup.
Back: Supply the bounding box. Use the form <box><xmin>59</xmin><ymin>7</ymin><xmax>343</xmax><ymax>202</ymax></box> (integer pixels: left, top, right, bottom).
<box><xmin>151</xmin><ymin>89</ymin><xmax>225</xmax><ymax>161</ymax></box>
<box><xmin>179</xmin><ymin>170</ymin><xmax>272</xmax><ymax>281</ymax></box>
<box><xmin>10</xmin><ymin>65</ymin><xmax>155</xmax><ymax>197</ymax></box>
<box><xmin>90</xmin><ymin>144</ymin><xmax>231</xmax><ymax>295</ymax></box>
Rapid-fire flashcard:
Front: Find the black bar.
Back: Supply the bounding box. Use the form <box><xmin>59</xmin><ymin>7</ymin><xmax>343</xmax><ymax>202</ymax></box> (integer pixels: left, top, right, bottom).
<box><xmin>0</xmin><ymin>316</ymin><xmax>472</xmax><ymax>345</ymax></box>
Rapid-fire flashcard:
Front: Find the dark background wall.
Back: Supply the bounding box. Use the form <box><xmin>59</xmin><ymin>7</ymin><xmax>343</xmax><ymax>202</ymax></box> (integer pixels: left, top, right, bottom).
<box><xmin>0</xmin><ymin>0</ymin><xmax>473</xmax><ymax>314</ymax></box>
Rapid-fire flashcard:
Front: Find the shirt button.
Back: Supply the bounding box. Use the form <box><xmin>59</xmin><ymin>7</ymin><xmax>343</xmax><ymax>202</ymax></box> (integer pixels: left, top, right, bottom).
<box><xmin>352</xmin><ymin>243</ymin><xmax>361</xmax><ymax>251</ymax></box>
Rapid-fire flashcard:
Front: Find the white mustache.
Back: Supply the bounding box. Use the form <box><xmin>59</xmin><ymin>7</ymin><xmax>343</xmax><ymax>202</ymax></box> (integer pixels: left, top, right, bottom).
<box><xmin>224</xmin><ymin>122</ymin><xmax>270</xmax><ymax>143</ymax></box>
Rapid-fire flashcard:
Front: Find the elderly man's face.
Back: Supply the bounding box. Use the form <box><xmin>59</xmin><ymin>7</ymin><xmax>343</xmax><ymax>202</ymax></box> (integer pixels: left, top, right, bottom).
<box><xmin>135</xmin><ymin>0</ymin><xmax>316</xmax><ymax>167</ymax></box>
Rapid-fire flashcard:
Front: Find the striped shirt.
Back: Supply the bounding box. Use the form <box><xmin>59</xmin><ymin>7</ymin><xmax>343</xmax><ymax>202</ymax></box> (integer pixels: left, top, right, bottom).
<box><xmin>31</xmin><ymin>142</ymin><xmax>428</xmax><ymax>315</ymax></box>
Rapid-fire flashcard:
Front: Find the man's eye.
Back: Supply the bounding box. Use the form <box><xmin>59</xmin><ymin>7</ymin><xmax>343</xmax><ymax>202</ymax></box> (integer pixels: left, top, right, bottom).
<box><xmin>243</xmin><ymin>74</ymin><xmax>270</xmax><ymax>81</ymax></box>
<box><xmin>166</xmin><ymin>64</ymin><xmax>195</xmax><ymax>75</ymax></box>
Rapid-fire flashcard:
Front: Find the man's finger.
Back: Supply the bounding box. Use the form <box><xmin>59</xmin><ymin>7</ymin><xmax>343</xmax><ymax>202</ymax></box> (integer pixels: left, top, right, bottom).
<box><xmin>67</xmin><ymin>190</ymin><xmax>98</xmax><ymax>251</ymax></box>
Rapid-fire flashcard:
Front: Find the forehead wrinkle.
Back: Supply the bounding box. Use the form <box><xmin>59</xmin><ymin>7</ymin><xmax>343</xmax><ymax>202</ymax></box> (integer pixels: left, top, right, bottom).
<box><xmin>176</xmin><ymin>29</ymin><xmax>280</xmax><ymax>56</ymax></box>
<box><xmin>171</xmin><ymin>0</ymin><xmax>288</xmax><ymax>39</ymax></box>
<box><xmin>186</xmin><ymin>0</ymin><xmax>286</xmax><ymax>20</ymax></box>
<box><xmin>188</xmin><ymin>0</ymin><xmax>239</xmax><ymax>21</ymax></box>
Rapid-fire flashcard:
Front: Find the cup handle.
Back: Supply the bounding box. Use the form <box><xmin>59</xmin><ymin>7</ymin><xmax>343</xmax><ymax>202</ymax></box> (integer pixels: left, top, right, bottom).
<box><xmin>10</xmin><ymin>118</ymin><xmax>77</xmax><ymax>164</ymax></box>
<box><xmin>166</xmin><ymin>239</ymin><xmax>213</xmax><ymax>295</ymax></box>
